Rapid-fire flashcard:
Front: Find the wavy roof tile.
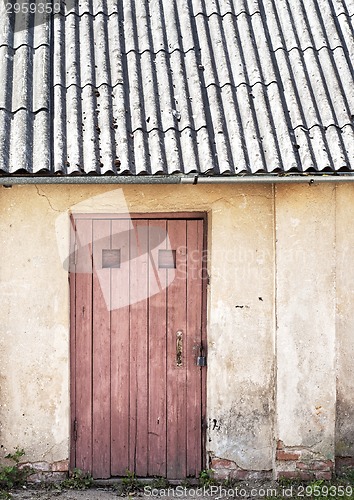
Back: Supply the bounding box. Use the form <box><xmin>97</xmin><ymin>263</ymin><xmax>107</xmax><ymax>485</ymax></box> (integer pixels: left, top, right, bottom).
<box><xmin>0</xmin><ymin>0</ymin><xmax>353</xmax><ymax>176</ymax></box>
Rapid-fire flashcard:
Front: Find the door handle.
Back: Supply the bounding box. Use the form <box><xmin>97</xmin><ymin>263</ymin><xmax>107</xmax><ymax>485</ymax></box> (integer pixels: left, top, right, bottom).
<box><xmin>176</xmin><ymin>330</ymin><xmax>183</xmax><ymax>367</ymax></box>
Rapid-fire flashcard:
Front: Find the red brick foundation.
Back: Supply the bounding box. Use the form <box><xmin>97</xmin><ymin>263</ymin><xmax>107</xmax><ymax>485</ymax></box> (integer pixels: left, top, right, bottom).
<box><xmin>19</xmin><ymin>460</ymin><xmax>69</xmax><ymax>482</ymax></box>
<box><xmin>17</xmin><ymin>454</ymin><xmax>354</xmax><ymax>482</ymax></box>
<box><xmin>276</xmin><ymin>440</ymin><xmax>334</xmax><ymax>480</ymax></box>
<box><xmin>210</xmin><ymin>458</ymin><xmax>272</xmax><ymax>481</ymax></box>
<box><xmin>210</xmin><ymin>442</ymin><xmax>343</xmax><ymax>482</ymax></box>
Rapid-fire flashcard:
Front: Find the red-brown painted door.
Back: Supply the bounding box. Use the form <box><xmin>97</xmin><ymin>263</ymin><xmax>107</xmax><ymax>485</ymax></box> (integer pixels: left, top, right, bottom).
<box><xmin>70</xmin><ymin>216</ymin><xmax>206</xmax><ymax>479</ymax></box>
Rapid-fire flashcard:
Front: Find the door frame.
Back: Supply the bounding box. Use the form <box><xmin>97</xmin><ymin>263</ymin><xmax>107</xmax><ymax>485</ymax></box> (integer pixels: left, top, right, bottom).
<box><xmin>69</xmin><ymin>211</ymin><xmax>208</xmax><ymax>476</ymax></box>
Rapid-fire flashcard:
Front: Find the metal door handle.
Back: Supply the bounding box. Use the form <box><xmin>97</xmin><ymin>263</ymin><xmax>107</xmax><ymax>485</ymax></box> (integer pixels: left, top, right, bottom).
<box><xmin>176</xmin><ymin>330</ymin><xmax>183</xmax><ymax>366</ymax></box>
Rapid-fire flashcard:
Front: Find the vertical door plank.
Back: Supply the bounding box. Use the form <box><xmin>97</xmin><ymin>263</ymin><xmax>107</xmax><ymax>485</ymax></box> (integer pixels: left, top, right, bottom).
<box><xmin>148</xmin><ymin>220</ymin><xmax>167</xmax><ymax>476</ymax></box>
<box><xmin>129</xmin><ymin>220</ymin><xmax>149</xmax><ymax>476</ymax></box>
<box><xmin>74</xmin><ymin>219</ymin><xmax>93</xmax><ymax>474</ymax></box>
<box><xmin>111</xmin><ymin>219</ymin><xmax>131</xmax><ymax>475</ymax></box>
<box><xmin>186</xmin><ymin>220</ymin><xmax>203</xmax><ymax>476</ymax></box>
<box><xmin>92</xmin><ymin>220</ymin><xmax>111</xmax><ymax>478</ymax></box>
<box><xmin>166</xmin><ymin>220</ymin><xmax>187</xmax><ymax>479</ymax></box>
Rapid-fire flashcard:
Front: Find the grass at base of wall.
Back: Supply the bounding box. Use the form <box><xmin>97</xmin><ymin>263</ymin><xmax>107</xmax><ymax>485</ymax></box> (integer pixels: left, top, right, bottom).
<box><xmin>2</xmin><ymin>463</ymin><xmax>354</xmax><ymax>499</ymax></box>
<box><xmin>0</xmin><ymin>449</ymin><xmax>33</xmax><ymax>499</ymax></box>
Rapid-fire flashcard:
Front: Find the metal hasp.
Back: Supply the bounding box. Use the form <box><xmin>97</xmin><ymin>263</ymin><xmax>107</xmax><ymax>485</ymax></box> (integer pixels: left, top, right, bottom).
<box><xmin>196</xmin><ymin>343</ymin><xmax>207</xmax><ymax>367</ymax></box>
<box><xmin>197</xmin><ymin>356</ymin><xmax>207</xmax><ymax>367</ymax></box>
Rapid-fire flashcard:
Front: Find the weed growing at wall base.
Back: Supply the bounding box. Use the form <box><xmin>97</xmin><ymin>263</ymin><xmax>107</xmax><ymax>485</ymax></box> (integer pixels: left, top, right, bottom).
<box><xmin>60</xmin><ymin>468</ymin><xmax>93</xmax><ymax>490</ymax></box>
<box><xmin>113</xmin><ymin>469</ymin><xmax>147</xmax><ymax>495</ymax></box>
<box><xmin>0</xmin><ymin>448</ymin><xmax>33</xmax><ymax>498</ymax></box>
<box><xmin>199</xmin><ymin>469</ymin><xmax>216</xmax><ymax>487</ymax></box>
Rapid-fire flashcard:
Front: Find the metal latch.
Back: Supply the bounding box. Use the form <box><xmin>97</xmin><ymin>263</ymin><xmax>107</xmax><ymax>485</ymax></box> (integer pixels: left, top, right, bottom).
<box><xmin>196</xmin><ymin>343</ymin><xmax>207</xmax><ymax>367</ymax></box>
<box><xmin>197</xmin><ymin>356</ymin><xmax>207</xmax><ymax>366</ymax></box>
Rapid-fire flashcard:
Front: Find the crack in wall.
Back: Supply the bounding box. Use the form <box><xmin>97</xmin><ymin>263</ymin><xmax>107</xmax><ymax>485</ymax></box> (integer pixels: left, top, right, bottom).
<box><xmin>35</xmin><ymin>186</ymin><xmax>61</xmax><ymax>212</ymax></box>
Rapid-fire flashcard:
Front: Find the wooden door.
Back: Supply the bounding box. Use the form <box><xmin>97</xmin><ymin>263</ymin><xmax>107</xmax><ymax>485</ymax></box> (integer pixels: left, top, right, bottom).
<box><xmin>70</xmin><ymin>215</ymin><xmax>207</xmax><ymax>479</ymax></box>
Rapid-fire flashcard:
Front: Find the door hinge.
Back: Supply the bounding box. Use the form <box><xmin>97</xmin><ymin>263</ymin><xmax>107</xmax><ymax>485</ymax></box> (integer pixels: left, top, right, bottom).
<box><xmin>73</xmin><ymin>419</ymin><xmax>78</xmax><ymax>441</ymax></box>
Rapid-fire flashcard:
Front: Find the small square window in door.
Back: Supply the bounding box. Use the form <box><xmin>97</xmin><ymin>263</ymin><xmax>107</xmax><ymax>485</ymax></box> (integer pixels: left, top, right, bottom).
<box><xmin>158</xmin><ymin>249</ymin><xmax>176</xmax><ymax>269</ymax></box>
<box><xmin>102</xmin><ymin>249</ymin><xmax>121</xmax><ymax>268</ymax></box>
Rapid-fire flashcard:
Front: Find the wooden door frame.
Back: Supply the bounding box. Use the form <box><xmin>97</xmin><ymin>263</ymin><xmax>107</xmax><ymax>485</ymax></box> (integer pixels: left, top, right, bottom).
<box><xmin>69</xmin><ymin>212</ymin><xmax>208</xmax><ymax>476</ymax></box>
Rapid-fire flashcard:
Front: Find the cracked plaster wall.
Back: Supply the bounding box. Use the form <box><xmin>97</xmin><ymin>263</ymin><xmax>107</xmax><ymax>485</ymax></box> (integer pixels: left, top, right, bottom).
<box><xmin>0</xmin><ymin>183</ymin><xmax>352</xmax><ymax>471</ymax></box>
<box><xmin>335</xmin><ymin>185</ymin><xmax>354</xmax><ymax>458</ymax></box>
<box><xmin>276</xmin><ymin>184</ymin><xmax>336</xmax><ymax>462</ymax></box>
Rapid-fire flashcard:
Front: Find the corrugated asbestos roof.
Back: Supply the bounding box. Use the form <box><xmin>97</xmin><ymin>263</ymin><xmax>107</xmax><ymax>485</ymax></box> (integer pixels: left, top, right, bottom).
<box><xmin>0</xmin><ymin>0</ymin><xmax>353</xmax><ymax>176</ymax></box>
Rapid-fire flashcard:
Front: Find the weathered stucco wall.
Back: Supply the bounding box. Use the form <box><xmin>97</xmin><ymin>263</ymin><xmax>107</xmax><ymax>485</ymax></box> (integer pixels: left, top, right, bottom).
<box><xmin>0</xmin><ymin>186</ymin><xmax>70</xmax><ymax>466</ymax></box>
<box><xmin>275</xmin><ymin>184</ymin><xmax>336</xmax><ymax>477</ymax></box>
<box><xmin>207</xmin><ymin>188</ymin><xmax>275</xmax><ymax>473</ymax></box>
<box><xmin>0</xmin><ymin>182</ymin><xmax>353</xmax><ymax>477</ymax></box>
<box><xmin>335</xmin><ymin>184</ymin><xmax>354</xmax><ymax>461</ymax></box>
<box><xmin>0</xmin><ymin>184</ymin><xmax>275</xmax><ymax>473</ymax></box>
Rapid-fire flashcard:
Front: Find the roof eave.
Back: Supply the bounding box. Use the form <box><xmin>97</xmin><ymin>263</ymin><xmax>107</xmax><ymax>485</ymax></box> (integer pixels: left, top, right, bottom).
<box><xmin>2</xmin><ymin>173</ymin><xmax>354</xmax><ymax>186</ymax></box>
